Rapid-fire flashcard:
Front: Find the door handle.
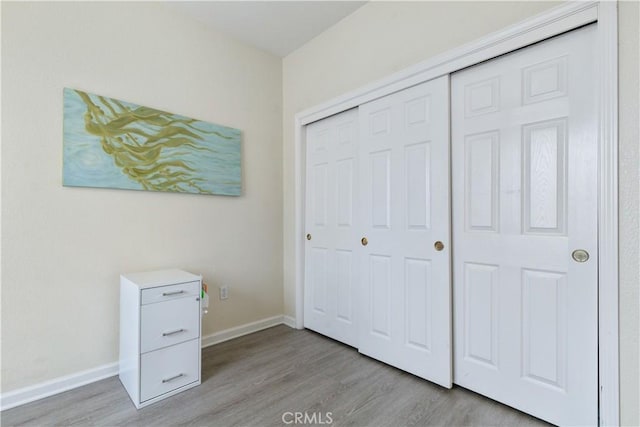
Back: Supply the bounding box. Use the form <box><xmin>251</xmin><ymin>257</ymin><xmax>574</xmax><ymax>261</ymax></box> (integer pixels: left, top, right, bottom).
<box><xmin>434</xmin><ymin>241</ymin><xmax>444</xmax><ymax>251</ymax></box>
<box><xmin>572</xmin><ymin>249</ymin><xmax>589</xmax><ymax>263</ymax></box>
<box><xmin>361</xmin><ymin>237</ymin><xmax>368</xmax><ymax>246</ymax></box>
<box><xmin>306</xmin><ymin>233</ymin><xmax>312</xmax><ymax>241</ymax></box>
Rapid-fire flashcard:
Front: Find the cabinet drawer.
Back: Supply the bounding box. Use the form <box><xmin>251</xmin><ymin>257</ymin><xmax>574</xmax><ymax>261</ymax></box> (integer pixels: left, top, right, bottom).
<box><xmin>140</xmin><ymin>297</ymin><xmax>200</xmax><ymax>353</ymax></box>
<box><xmin>140</xmin><ymin>339</ymin><xmax>199</xmax><ymax>402</ymax></box>
<box><xmin>141</xmin><ymin>281</ymin><xmax>200</xmax><ymax>305</ymax></box>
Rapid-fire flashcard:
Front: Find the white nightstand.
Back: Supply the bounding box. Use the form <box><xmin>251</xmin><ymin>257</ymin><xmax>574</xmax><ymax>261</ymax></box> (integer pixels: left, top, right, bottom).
<box><xmin>119</xmin><ymin>269</ymin><xmax>202</xmax><ymax>409</ymax></box>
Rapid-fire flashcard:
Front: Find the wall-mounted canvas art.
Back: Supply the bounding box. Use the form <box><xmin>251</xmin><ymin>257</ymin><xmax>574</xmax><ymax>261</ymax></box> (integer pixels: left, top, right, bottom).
<box><xmin>63</xmin><ymin>88</ymin><xmax>241</xmax><ymax>196</ymax></box>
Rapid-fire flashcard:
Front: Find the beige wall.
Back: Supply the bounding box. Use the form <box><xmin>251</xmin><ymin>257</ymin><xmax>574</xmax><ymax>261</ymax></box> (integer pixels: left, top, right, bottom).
<box><xmin>1</xmin><ymin>2</ymin><xmax>283</xmax><ymax>392</ymax></box>
<box><xmin>282</xmin><ymin>1</ymin><xmax>639</xmax><ymax>425</ymax></box>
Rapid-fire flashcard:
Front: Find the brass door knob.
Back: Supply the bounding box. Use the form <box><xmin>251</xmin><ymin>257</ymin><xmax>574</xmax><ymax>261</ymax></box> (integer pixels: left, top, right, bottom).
<box><xmin>572</xmin><ymin>249</ymin><xmax>589</xmax><ymax>263</ymax></box>
<box><xmin>306</xmin><ymin>234</ymin><xmax>312</xmax><ymax>241</ymax></box>
<box><xmin>361</xmin><ymin>237</ymin><xmax>368</xmax><ymax>246</ymax></box>
<box><xmin>434</xmin><ymin>241</ymin><xmax>444</xmax><ymax>251</ymax></box>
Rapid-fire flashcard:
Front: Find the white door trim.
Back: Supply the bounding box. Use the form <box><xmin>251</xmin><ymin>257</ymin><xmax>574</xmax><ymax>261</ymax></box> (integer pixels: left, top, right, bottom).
<box><xmin>292</xmin><ymin>1</ymin><xmax>618</xmax><ymax>424</ymax></box>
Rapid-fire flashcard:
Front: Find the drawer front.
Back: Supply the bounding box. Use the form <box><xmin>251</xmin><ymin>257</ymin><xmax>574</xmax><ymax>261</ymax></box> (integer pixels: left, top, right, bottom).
<box><xmin>140</xmin><ymin>297</ymin><xmax>200</xmax><ymax>353</ymax></box>
<box><xmin>141</xmin><ymin>281</ymin><xmax>200</xmax><ymax>305</ymax></box>
<box><xmin>140</xmin><ymin>339</ymin><xmax>199</xmax><ymax>402</ymax></box>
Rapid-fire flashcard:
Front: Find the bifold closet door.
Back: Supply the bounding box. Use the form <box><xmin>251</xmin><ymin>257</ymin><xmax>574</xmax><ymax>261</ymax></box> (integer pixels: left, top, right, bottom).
<box><xmin>451</xmin><ymin>25</ymin><xmax>598</xmax><ymax>426</ymax></box>
<box><xmin>358</xmin><ymin>76</ymin><xmax>452</xmax><ymax>387</ymax></box>
<box><xmin>304</xmin><ymin>109</ymin><xmax>359</xmax><ymax>347</ymax></box>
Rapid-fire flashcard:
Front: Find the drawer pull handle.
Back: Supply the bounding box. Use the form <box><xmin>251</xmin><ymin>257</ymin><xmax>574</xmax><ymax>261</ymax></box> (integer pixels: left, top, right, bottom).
<box><xmin>162</xmin><ymin>328</ymin><xmax>185</xmax><ymax>336</ymax></box>
<box><xmin>162</xmin><ymin>373</ymin><xmax>184</xmax><ymax>383</ymax></box>
<box><xmin>162</xmin><ymin>290</ymin><xmax>185</xmax><ymax>296</ymax></box>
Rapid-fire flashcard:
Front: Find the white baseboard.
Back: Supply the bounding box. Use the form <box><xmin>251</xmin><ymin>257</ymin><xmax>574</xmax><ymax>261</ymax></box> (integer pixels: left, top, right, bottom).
<box><xmin>0</xmin><ymin>362</ymin><xmax>119</xmax><ymax>411</ymax></box>
<box><xmin>201</xmin><ymin>315</ymin><xmax>287</xmax><ymax>348</ymax></box>
<box><xmin>1</xmin><ymin>314</ymin><xmax>295</xmax><ymax>411</ymax></box>
<box><xmin>282</xmin><ymin>315</ymin><xmax>297</xmax><ymax>328</ymax></box>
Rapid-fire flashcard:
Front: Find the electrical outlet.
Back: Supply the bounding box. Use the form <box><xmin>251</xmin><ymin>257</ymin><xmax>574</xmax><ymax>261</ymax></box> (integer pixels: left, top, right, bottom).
<box><xmin>219</xmin><ymin>285</ymin><xmax>229</xmax><ymax>300</ymax></box>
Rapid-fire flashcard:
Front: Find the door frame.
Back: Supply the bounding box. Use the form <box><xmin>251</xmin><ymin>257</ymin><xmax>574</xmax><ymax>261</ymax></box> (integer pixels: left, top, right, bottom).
<box><xmin>292</xmin><ymin>2</ymin><xmax>619</xmax><ymax>425</ymax></box>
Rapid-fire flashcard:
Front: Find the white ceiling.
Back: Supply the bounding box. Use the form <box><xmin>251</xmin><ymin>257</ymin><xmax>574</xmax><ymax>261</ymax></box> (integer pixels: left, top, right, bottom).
<box><xmin>169</xmin><ymin>1</ymin><xmax>366</xmax><ymax>57</ymax></box>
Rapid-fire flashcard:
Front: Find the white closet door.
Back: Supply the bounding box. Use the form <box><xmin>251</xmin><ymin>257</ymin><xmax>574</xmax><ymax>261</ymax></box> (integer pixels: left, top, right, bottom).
<box><xmin>358</xmin><ymin>77</ymin><xmax>452</xmax><ymax>387</ymax></box>
<box><xmin>304</xmin><ymin>109</ymin><xmax>359</xmax><ymax>347</ymax></box>
<box><xmin>452</xmin><ymin>25</ymin><xmax>597</xmax><ymax>426</ymax></box>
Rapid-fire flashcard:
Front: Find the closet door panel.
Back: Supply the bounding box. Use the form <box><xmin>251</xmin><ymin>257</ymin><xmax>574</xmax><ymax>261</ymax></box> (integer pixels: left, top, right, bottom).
<box><xmin>304</xmin><ymin>109</ymin><xmax>359</xmax><ymax>347</ymax></box>
<box><xmin>452</xmin><ymin>25</ymin><xmax>598</xmax><ymax>426</ymax></box>
<box><xmin>358</xmin><ymin>77</ymin><xmax>452</xmax><ymax>388</ymax></box>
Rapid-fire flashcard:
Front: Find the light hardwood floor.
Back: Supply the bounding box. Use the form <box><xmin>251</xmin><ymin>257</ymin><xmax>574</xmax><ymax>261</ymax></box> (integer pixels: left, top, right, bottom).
<box><xmin>2</xmin><ymin>325</ymin><xmax>550</xmax><ymax>426</ymax></box>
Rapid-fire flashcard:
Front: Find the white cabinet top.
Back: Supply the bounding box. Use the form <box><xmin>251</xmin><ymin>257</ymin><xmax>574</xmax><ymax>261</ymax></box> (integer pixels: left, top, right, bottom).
<box><xmin>121</xmin><ymin>269</ymin><xmax>201</xmax><ymax>289</ymax></box>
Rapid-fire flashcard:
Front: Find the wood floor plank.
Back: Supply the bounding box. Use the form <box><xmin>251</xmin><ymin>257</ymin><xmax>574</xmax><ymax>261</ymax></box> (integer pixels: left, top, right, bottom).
<box><xmin>1</xmin><ymin>326</ymin><xmax>550</xmax><ymax>426</ymax></box>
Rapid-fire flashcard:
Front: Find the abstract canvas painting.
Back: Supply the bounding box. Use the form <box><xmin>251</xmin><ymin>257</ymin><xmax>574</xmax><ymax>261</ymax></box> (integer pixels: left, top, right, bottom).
<box><xmin>63</xmin><ymin>88</ymin><xmax>241</xmax><ymax>196</ymax></box>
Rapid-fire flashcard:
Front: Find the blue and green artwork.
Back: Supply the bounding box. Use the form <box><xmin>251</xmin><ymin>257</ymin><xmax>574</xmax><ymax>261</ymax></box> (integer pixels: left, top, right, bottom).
<box><xmin>63</xmin><ymin>88</ymin><xmax>241</xmax><ymax>196</ymax></box>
